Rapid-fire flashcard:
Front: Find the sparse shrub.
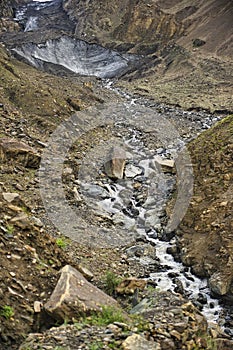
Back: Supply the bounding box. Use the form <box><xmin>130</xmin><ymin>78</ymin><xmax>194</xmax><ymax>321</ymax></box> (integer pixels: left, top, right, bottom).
<box><xmin>0</xmin><ymin>305</ymin><xmax>14</xmax><ymax>319</ymax></box>
<box><xmin>55</xmin><ymin>237</ymin><xmax>69</xmax><ymax>249</ymax></box>
<box><xmin>89</xmin><ymin>342</ymin><xmax>104</xmax><ymax>350</ymax></box>
<box><xmin>104</xmin><ymin>271</ymin><xmax>121</xmax><ymax>296</ymax></box>
<box><xmin>6</xmin><ymin>224</ymin><xmax>14</xmax><ymax>235</ymax></box>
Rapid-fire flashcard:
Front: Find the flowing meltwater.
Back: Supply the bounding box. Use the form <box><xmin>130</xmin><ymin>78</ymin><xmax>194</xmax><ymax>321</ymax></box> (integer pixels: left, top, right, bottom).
<box><xmin>80</xmin><ymin>119</ymin><xmax>222</xmax><ymax>327</ymax></box>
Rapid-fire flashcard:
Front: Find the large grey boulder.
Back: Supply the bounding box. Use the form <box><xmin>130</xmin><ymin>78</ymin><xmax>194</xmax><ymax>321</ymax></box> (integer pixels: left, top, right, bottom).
<box><xmin>44</xmin><ymin>265</ymin><xmax>120</xmax><ymax>322</ymax></box>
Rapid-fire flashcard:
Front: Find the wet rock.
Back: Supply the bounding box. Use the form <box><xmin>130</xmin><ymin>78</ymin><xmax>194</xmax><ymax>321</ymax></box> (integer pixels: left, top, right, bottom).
<box><xmin>122</xmin><ymin>333</ymin><xmax>160</xmax><ymax>350</ymax></box>
<box><xmin>196</xmin><ymin>292</ymin><xmax>207</xmax><ymax>305</ymax></box>
<box><xmin>153</xmin><ymin>155</ymin><xmax>175</xmax><ymax>174</ymax></box>
<box><xmin>119</xmin><ymin>189</ymin><xmax>133</xmax><ymax>206</ymax></box>
<box><xmin>0</xmin><ymin>138</ymin><xmax>40</xmax><ymax>168</ymax></box>
<box><xmin>125</xmin><ymin>163</ymin><xmax>143</xmax><ymax>178</ymax></box>
<box><xmin>173</xmin><ymin>278</ymin><xmax>184</xmax><ymax>295</ymax></box>
<box><xmin>81</xmin><ymin>183</ymin><xmax>109</xmax><ymax>199</ymax></box>
<box><xmin>112</xmin><ymin>212</ymin><xmax>135</xmax><ymax>230</ymax></box>
<box><xmin>144</xmin><ymin>209</ymin><xmax>160</xmax><ymax>229</ymax></box>
<box><xmin>104</xmin><ymin>146</ymin><xmax>126</xmax><ymax>180</ymax></box>
<box><xmin>116</xmin><ymin>278</ymin><xmax>147</xmax><ymax>295</ymax></box>
<box><xmin>44</xmin><ymin>265</ymin><xmax>120</xmax><ymax>322</ymax></box>
<box><xmin>125</xmin><ymin>244</ymin><xmax>156</xmax><ymax>259</ymax></box>
<box><xmin>122</xmin><ymin>205</ymin><xmax>139</xmax><ymax>218</ymax></box>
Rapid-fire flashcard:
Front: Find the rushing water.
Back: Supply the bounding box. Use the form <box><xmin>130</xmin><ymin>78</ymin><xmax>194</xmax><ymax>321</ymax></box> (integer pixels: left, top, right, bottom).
<box><xmin>79</xmin><ymin>121</ymin><xmax>222</xmax><ymax>325</ymax></box>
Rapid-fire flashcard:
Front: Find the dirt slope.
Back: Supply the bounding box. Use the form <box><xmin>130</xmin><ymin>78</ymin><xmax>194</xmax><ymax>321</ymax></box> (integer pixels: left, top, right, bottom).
<box><xmin>176</xmin><ymin>115</ymin><xmax>233</xmax><ymax>299</ymax></box>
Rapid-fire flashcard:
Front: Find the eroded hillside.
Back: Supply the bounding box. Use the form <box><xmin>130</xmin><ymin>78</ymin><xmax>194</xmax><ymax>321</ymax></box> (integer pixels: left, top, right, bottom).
<box><xmin>0</xmin><ymin>1</ymin><xmax>233</xmax><ymax>349</ymax></box>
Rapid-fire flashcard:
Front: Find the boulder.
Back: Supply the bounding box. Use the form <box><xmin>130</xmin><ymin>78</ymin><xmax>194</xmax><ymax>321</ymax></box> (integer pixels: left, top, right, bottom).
<box><xmin>122</xmin><ymin>334</ymin><xmax>160</xmax><ymax>350</ymax></box>
<box><xmin>0</xmin><ymin>138</ymin><xmax>40</xmax><ymax>168</ymax></box>
<box><xmin>153</xmin><ymin>155</ymin><xmax>175</xmax><ymax>173</ymax></box>
<box><xmin>125</xmin><ymin>163</ymin><xmax>142</xmax><ymax>178</ymax></box>
<box><xmin>104</xmin><ymin>146</ymin><xmax>126</xmax><ymax>179</ymax></box>
<box><xmin>44</xmin><ymin>265</ymin><xmax>120</xmax><ymax>322</ymax></box>
<box><xmin>209</xmin><ymin>272</ymin><xmax>232</xmax><ymax>296</ymax></box>
<box><xmin>3</xmin><ymin>192</ymin><xmax>22</xmax><ymax>205</ymax></box>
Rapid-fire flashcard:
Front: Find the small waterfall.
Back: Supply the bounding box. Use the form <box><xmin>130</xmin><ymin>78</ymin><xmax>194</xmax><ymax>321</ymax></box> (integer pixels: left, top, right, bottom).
<box><xmin>24</xmin><ymin>16</ymin><xmax>38</xmax><ymax>31</ymax></box>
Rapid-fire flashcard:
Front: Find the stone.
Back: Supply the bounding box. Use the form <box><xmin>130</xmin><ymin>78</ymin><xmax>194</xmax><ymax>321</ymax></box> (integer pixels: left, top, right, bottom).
<box><xmin>73</xmin><ymin>186</ymin><xmax>82</xmax><ymax>202</ymax></box>
<box><xmin>77</xmin><ymin>264</ymin><xmax>94</xmax><ymax>281</ymax></box>
<box><xmin>153</xmin><ymin>155</ymin><xmax>175</xmax><ymax>173</ymax></box>
<box><xmin>3</xmin><ymin>192</ymin><xmax>21</xmax><ymax>205</ymax></box>
<box><xmin>209</xmin><ymin>272</ymin><xmax>232</xmax><ymax>295</ymax></box>
<box><xmin>44</xmin><ymin>265</ymin><xmax>120</xmax><ymax>322</ymax></box>
<box><xmin>0</xmin><ymin>138</ymin><xmax>40</xmax><ymax>168</ymax></box>
<box><xmin>10</xmin><ymin>213</ymin><xmax>31</xmax><ymax>229</ymax></box>
<box><xmin>82</xmin><ymin>184</ymin><xmax>109</xmax><ymax>199</ymax></box>
<box><xmin>122</xmin><ymin>333</ymin><xmax>160</xmax><ymax>350</ymax></box>
<box><xmin>125</xmin><ymin>163</ymin><xmax>142</xmax><ymax>178</ymax></box>
<box><xmin>116</xmin><ymin>278</ymin><xmax>147</xmax><ymax>295</ymax></box>
<box><xmin>104</xmin><ymin>146</ymin><xmax>126</xmax><ymax>179</ymax></box>
<box><xmin>34</xmin><ymin>301</ymin><xmax>42</xmax><ymax>313</ymax></box>
<box><xmin>144</xmin><ymin>209</ymin><xmax>160</xmax><ymax>228</ymax></box>
<box><xmin>112</xmin><ymin>212</ymin><xmax>136</xmax><ymax>230</ymax></box>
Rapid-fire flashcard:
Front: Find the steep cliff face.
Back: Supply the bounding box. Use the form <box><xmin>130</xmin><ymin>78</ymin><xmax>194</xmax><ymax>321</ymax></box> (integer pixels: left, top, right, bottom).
<box><xmin>62</xmin><ymin>0</ymin><xmax>233</xmax><ymax>58</ymax></box>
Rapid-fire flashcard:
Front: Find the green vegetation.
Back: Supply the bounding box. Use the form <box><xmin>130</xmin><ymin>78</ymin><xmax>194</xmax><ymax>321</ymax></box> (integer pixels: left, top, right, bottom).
<box><xmin>104</xmin><ymin>271</ymin><xmax>121</xmax><ymax>296</ymax></box>
<box><xmin>76</xmin><ymin>306</ymin><xmax>126</xmax><ymax>327</ymax></box>
<box><xmin>89</xmin><ymin>342</ymin><xmax>104</xmax><ymax>350</ymax></box>
<box><xmin>55</xmin><ymin>237</ymin><xmax>70</xmax><ymax>249</ymax></box>
<box><xmin>0</xmin><ymin>305</ymin><xmax>14</xmax><ymax>319</ymax></box>
<box><xmin>6</xmin><ymin>224</ymin><xmax>14</xmax><ymax>235</ymax></box>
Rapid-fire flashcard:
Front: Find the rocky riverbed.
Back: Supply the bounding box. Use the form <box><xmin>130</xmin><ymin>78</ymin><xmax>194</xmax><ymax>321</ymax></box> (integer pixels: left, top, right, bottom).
<box><xmin>0</xmin><ymin>0</ymin><xmax>232</xmax><ymax>349</ymax></box>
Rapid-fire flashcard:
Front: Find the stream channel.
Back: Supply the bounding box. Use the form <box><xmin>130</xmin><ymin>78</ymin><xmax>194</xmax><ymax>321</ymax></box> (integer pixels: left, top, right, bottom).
<box><xmin>12</xmin><ymin>0</ymin><xmax>231</xmax><ymax>333</ymax></box>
